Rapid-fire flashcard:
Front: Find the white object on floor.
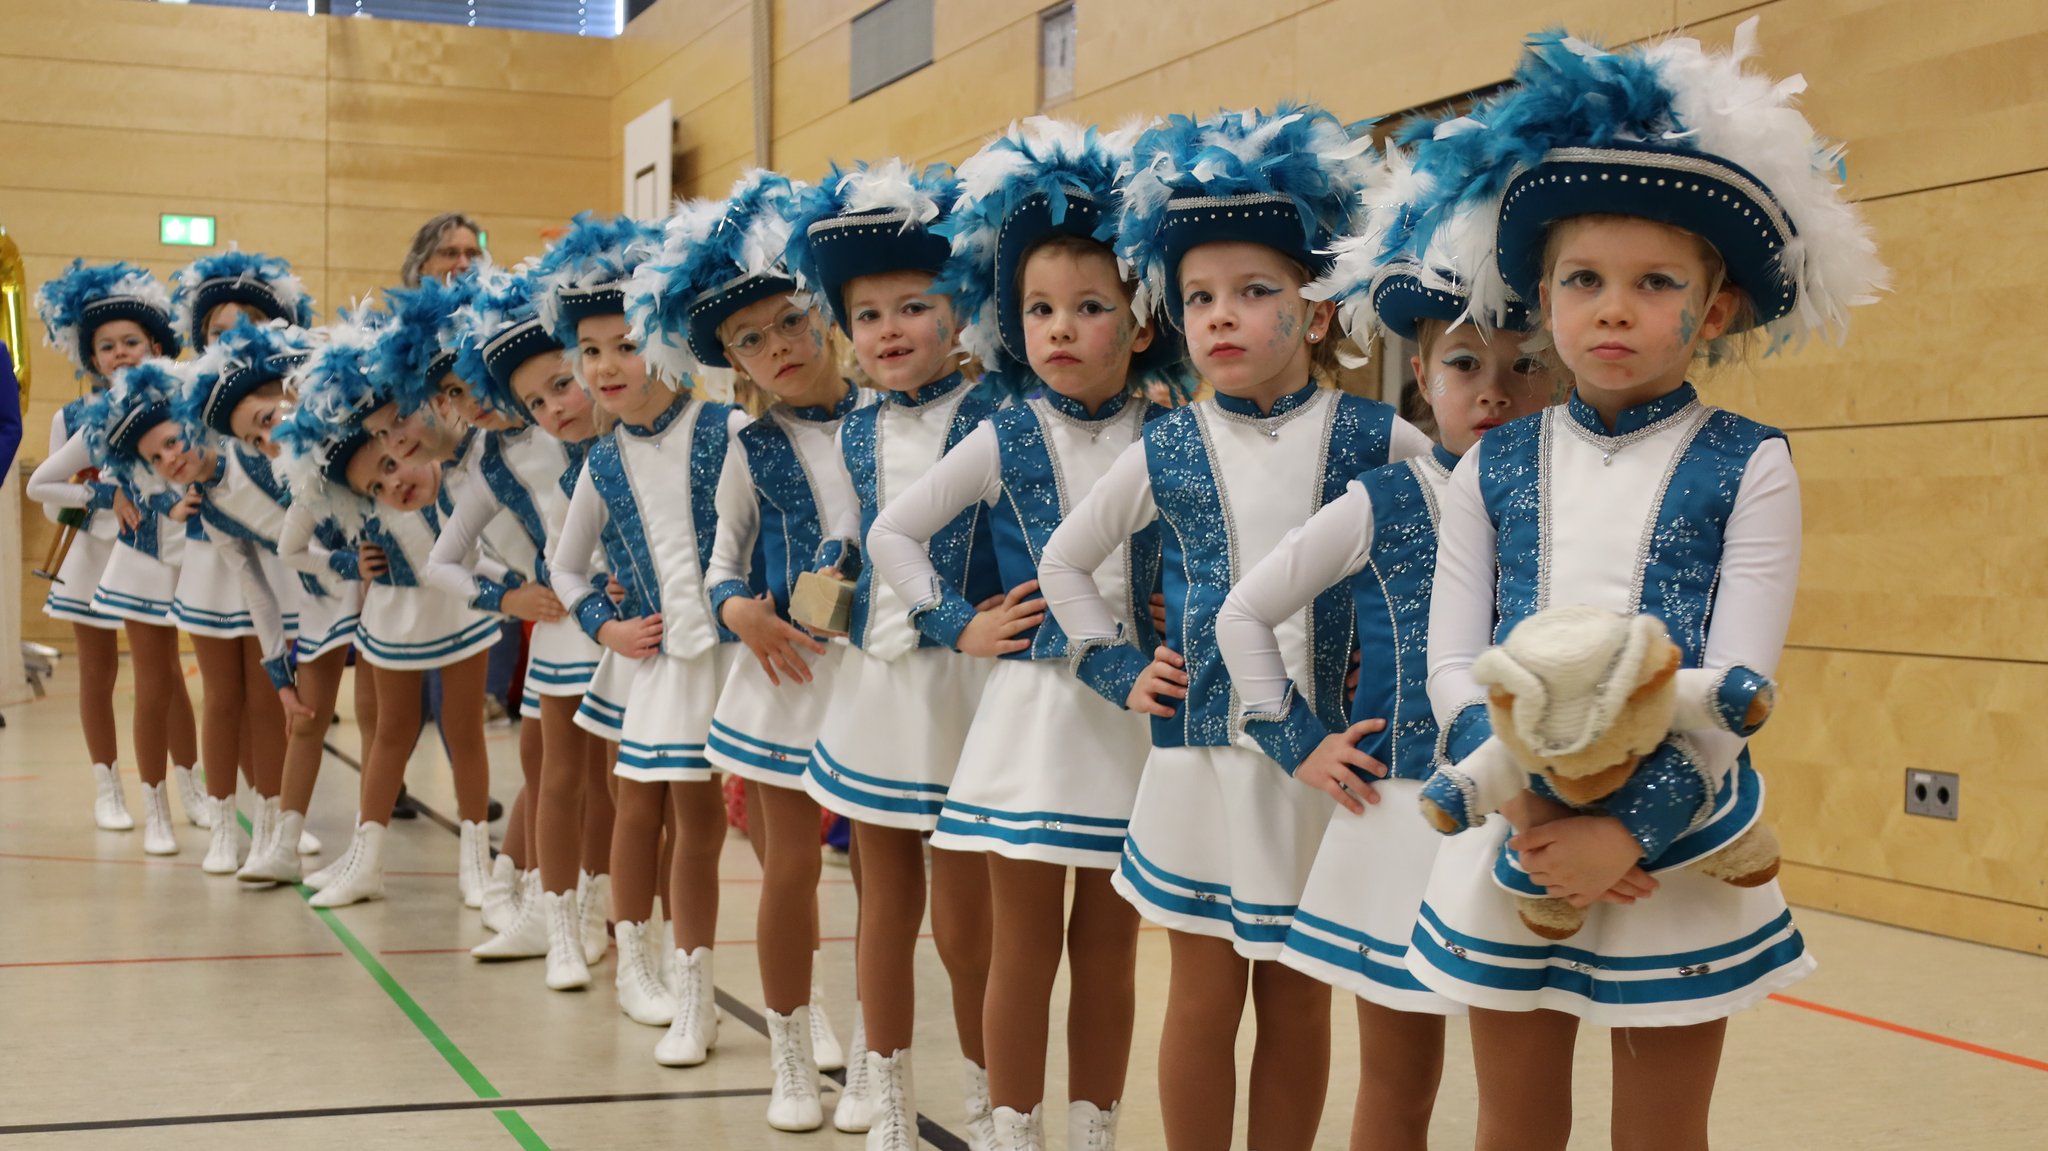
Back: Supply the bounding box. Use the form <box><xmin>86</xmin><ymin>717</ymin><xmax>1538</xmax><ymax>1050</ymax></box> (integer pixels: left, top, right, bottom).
<box><xmin>765</xmin><ymin>1005</ymin><xmax>824</xmax><ymax>1131</ymax></box>
<box><xmin>654</xmin><ymin>947</ymin><xmax>720</xmax><ymax>1066</ymax></box>
<box><xmin>92</xmin><ymin>762</ymin><xmax>134</xmax><ymax>831</ymax></box>
<box><xmin>614</xmin><ymin>919</ymin><xmax>677</xmax><ymax>1026</ymax></box>
<box><xmin>140</xmin><ymin>782</ymin><xmax>179</xmax><ymax>856</ymax></box>
<box><xmin>307</xmin><ymin>822</ymin><xmax>386</xmax><ymax>908</ymax></box>
<box><xmin>543</xmin><ymin>889</ymin><xmax>592</xmax><ymax>991</ymax></box>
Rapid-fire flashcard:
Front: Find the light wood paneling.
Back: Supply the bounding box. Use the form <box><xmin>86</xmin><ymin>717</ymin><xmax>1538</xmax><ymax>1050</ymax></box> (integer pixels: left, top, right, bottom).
<box><xmin>327</xmin><ymin>208</ymin><xmax>571</xmax><ymax>284</ymax></box>
<box><xmin>1779</xmin><ymin>863</ymin><xmax>2048</xmax><ymax>956</ymax></box>
<box><xmin>0</xmin><ymin>123</ymin><xmax>328</xmax><ymax>206</ymax></box>
<box><xmin>771</xmin><ymin>20</ymin><xmax>854</xmax><ymax>145</ymax></box>
<box><xmin>618</xmin><ymin>0</ymin><xmax>752</xmax><ymax>90</ymax></box>
<box><xmin>326</xmin><ymin>16</ymin><xmax>614</xmax><ymax>96</ymax></box>
<box><xmin>329</xmin><ymin>80</ymin><xmax>613</xmax><ymax>160</ymax></box>
<box><xmin>1785</xmin><ymin>417</ymin><xmax>2048</xmax><ymax>663</ymax></box>
<box><xmin>3</xmin><ymin>190</ymin><xmax>326</xmax><ymax>272</ymax></box>
<box><xmin>673</xmin><ymin>83</ymin><xmax>762</xmax><ymax>194</ymax></box>
<box><xmin>772</xmin><ymin>0</ymin><xmax>872</xmax><ymax>60</ymax></box>
<box><xmin>1760</xmin><ymin>648</ymin><xmax>2048</xmax><ymax>910</ymax></box>
<box><xmin>1070</xmin><ymin>0</ymin><xmax>1319</xmax><ymax>102</ymax></box>
<box><xmin>611</xmin><ymin>2</ymin><xmax>754</xmax><ymax>135</ymax></box>
<box><xmin>0</xmin><ymin>58</ymin><xmax>327</xmax><ymax>142</ymax></box>
<box><xmin>935</xmin><ymin>0</ymin><xmax>1043</xmax><ymax>57</ymax></box>
<box><xmin>0</xmin><ymin>0</ymin><xmax>325</xmax><ymax>76</ymax></box>
<box><xmin>326</xmin><ymin>143</ymin><xmax>607</xmax><ymax>220</ymax></box>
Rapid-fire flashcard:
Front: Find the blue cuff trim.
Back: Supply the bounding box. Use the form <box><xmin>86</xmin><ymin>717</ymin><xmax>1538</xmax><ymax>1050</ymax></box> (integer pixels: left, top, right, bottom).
<box><xmin>708</xmin><ymin>578</ymin><xmax>753</xmax><ymax>628</ymax></box>
<box><xmin>1072</xmin><ymin>634</ymin><xmax>1148</xmax><ymax>709</ymax></box>
<box><xmin>912</xmin><ymin>588</ymin><xmax>979</xmax><ymax>651</ymax></box>
<box><xmin>263</xmin><ymin>654</ymin><xmax>295</xmax><ymax>692</ymax></box>
<box><xmin>574</xmin><ymin>590</ymin><xmax>620</xmax><ymax>642</ymax></box>
<box><xmin>328</xmin><ymin>550</ymin><xmax>360</xmax><ymax>582</ymax></box>
<box><xmin>1713</xmin><ymin>666</ymin><xmax>1775</xmax><ymax>737</ymax></box>
<box><xmin>1242</xmin><ymin>688</ymin><xmax>1330</xmax><ymax>775</ymax></box>
<box><xmin>1419</xmin><ymin>764</ymin><xmax>1481</xmax><ymax>833</ymax></box>
<box><xmin>90</xmin><ymin>482</ymin><xmax>118</xmax><ymax>510</ymax></box>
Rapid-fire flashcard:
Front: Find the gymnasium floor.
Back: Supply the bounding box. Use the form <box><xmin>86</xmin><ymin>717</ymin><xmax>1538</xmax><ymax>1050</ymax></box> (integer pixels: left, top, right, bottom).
<box><xmin>1</xmin><ymin>660</ymin><xmax>2044</xmax><ymax>1149</ymax></box>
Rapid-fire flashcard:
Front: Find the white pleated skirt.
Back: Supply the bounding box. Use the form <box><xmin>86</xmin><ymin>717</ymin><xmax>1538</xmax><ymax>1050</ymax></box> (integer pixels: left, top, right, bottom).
<box><xmin>355</xmin><ymin>583</ymin><xmax>500</xmax><ymax>671</ymax></box>
<box><xmin>43</xmin><ymin>531</ymin><xmax>122</xmax><ymax>630</ymax></box>
<box><xmin>929</xmin><ymin>658</ymin><xmax>1149</xmax><ymax>869</ymax></box>
<box><xmin>708</xmin><ymin>643</ymin><xmax>844</xmax><ymax>791</ymax></box>
<box><xmin>1111</xmin><ymin>744</ymin><xmax>1334</xmax><ymax>961</ymax></box>
<box><xmin>173</xmin><ymin>540</ymin><xmax>301</xmax><ymax>640</ymax></box>
<box><xmin>528</xmin><ymin>617</ymin><xmax>602</xmax><ymax>698</ymax></box>
<box><xmin>295</xmin><ymin>582</ymin><xmax>362</xmax><ymax>663</ymax></box>
<box><xmin>1276</xmin><ymin>778</ymin><xmax>1462</xmax><ymax>1015</ymax></box>
<box><xmin>92</xmin><ymin>536</ymin><xmax>184</xmax><ymax>626</ymax></box>
<box><xmin>804</xmin><ymin>646</ymin><xmax>992</xmax><ymax>833</ymax></box>
<box><xmin>614</xmin><ymin>643</ymin><xmax>738</xmax><ymax>783</ymax></box>
<box><xmin>1405</xmin><ymin>763</ymin><xmax>1813</xmax><ymax>1028</ymax></box>
<box><xmin>574</xmin><ymin>649</ymin><xmax>640</xmax><ymax>741</ymax></box>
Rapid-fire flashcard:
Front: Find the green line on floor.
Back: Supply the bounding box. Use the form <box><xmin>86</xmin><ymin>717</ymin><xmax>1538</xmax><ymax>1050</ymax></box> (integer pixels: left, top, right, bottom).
<box><xmin>234</xmin><ymin>811</ymin><xmax>549</xmax><ymax>1149</ymax></box>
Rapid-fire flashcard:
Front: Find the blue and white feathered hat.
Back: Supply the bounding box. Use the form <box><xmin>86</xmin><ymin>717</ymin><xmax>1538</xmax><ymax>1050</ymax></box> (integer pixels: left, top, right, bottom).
<box><xmin>377</xmin><ymin>272</ymin><xmax>481</xmax><ymax>416</ymax></box>
<box><xmin>535</xmin><ymin>212</ymin><xmax>664</xmax><ymax>351</ymax></box>
<box><xmin>936</xmin><ymin>117</ymin><xmax>1190</xmax><ymax>399</ymax></box>
<box><xmin>36</xmin><ymin>260</ymin><xmax>183</xmax><ymax>376</ymax></box>
<box><xmin>450</xmin><ymin>261</ymin><xmax>564</xmax><ymax>417</ymax></box>
<box><xmin>784</xmin><ymin>159</ymin><xmax>959</xmax><ymax>333</ymax></box>
<box><xmin>1414</xmin><ymin>20</ymin><xmax>1887</xmax><ymax>346</ymax></box>
<box><xmin>1116</xmin><ymin>103</ymin><xmax>1380</xmax><ymax>330</ymax></box>
<box><xmin>172</xmin><ymin>247</ymin><xmax>315</xmax><ymax>352</ymax></box>
<box><xmin>277</xmin><ymin>312</ymin><xmax>385</xmax><ymax>491</ymax></box>
<box><xmin>177</xmin><ymin>318</ymin><xmax>313</xmax><ymax>437</ymax></box>
<box><xmin>77</xmin><ymin>358</ymin><xmax>198</xmax><ymax>481</ymax></box>
<box><xmin>626</xmin><ymin>171</ymin><xmax>807</xmax><ymax>380</ymax></box>
<box><xmin>1307</xmin><ymin>113</ymin><xmax>1534</xmax><ymax>354</ymax></box>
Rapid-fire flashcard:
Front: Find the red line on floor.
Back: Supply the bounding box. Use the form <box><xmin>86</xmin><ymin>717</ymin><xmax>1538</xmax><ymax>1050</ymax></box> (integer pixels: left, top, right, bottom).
<box><xmin>1769</xmin><ymin>993</ymin><xmax>2048</xmax><ymax>1073</ymax></box>
<box><xmin>0</xmin><ymin>850</ymin><xmax>203</xmax><ymax>870</ymax></box>
<box><xmin>0</xmin><ymin>776</ymin><xmax>40</xmax><ymax>782</ymax></box>
<box><xmin>378</xmin><ymin>948</ymin><xmax>474</xmax><ymax>956</ymax></box>
<box><xmin>0</xmin><ymin>951</ymin><xmax>342</xmax><ymax>970</ymax></box>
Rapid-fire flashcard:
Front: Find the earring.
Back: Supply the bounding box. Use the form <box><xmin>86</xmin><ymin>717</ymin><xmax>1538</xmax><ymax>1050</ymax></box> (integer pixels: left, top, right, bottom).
<box><xmin>1308</xmin><ymin>333</ymin><xmax>1320</xmax><ymax>343</ymax></box>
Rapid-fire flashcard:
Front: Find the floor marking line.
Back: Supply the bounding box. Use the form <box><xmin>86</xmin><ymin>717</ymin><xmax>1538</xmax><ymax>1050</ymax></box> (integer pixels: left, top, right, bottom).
<box><xmin>0</xmin><ymin>1087</ymin><xmax>775</xmax><ymax>1136</ymax></box>
<box><xmin>0</xmin><ymin>950</ymin><xmax>342</xmax><ymax>970</ymax></box>
<box><xmin>1768</xmin><ymin>993</ymin><xmax>2048</xmax><ymax>1073</ymax></box>
<box><xmin>0</xmin><ymin>849</ymin><xmax>454</xmax><ymax>878</ymax></box>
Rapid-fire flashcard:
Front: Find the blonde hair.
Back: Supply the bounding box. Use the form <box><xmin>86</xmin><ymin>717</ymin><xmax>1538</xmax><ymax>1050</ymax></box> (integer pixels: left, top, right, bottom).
<box><xmin>1538</xmin><ymin>214</ymin><xmax>1759</xmax><ymax>372</ymax></box>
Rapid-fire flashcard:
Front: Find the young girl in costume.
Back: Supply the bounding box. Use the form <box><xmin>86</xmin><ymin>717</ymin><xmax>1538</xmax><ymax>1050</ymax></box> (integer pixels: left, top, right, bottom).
<box><xmin>165</xmin><ymin>250</ymin><xmax>316</xmax><ymax>875</ymax></box>
<box><xmin>545</xmin><ymin>233</ymin><xmax>749</xmax><ymax>1068</ymax></box>
<box><xmin>163</xmin><ymin>318</ymin><xmax>345</xmax><ymax>885</ymax></box>
<box><xmin>865</xmin><ymin>119</ymin><xmax>1186</xmax><ymax>1151</ymax></box>
<box><xmin>1215</xmin><ymin>116</ymin><xmax>1559</xmax><ymax>1151</ymax></box>
<box><xmin>1037</xmin><ymin>106</ymin><xmax>1431</xmax><ymax>1151</ymax></box>
<box><xmin>784</xmin><ymin>158</ymin><xmax>1004</xmax><ymax>1151</ymax></box>
<box><xmin>630</xmin><ymin>171</ymin><xmax>858</xmax><ymax>1131</ymax></box>
<box><xmin>1405</xmin><ymin>25</ymin><xmax>1885</xmax><ymax>1151</ymax></box>
<box><xmin>279</xmin><ymin>313</ymin><xmax>503</xmax><ymax>909</ymax></box>
<box><xmin>438</xmin><ymin>241</ymin><xmax>643</xmax><ymax>989</ymax></box>
<box><xmin>28</xmin><ymin>262</ymin><xmax>196</xmax><ymax>836</ymax></box>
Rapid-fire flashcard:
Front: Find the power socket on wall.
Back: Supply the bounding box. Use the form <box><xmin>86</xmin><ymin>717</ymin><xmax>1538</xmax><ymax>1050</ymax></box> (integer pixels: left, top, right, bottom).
<box><xmin>1904</xmin><ymin>769</ymin><xmax>1959</xmax><ymax>820</ymax></box>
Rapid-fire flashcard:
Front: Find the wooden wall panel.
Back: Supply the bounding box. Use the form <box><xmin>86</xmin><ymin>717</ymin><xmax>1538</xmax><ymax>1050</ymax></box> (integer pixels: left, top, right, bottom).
<box><xmin>1070</xmin><ymin>0</ymin><xmax>1317</xmax><ymax>102</ymax></box>
<box><xmin>935</xmin><ymin>0</ymin><xmax>1044</xmax><ymax>57</ymax></box>
<box><xmin>772</xmin><ymin>0</ymin><xmax>872</xmax><ymax>59</ymax></box>
<box><xmin>327</xmin><ymin>16</ymin><xmax>614</xmax><ymax>96</ymax></box>
<box><xmin>771</xmin><ymin>20</ymin><xmax>854</xmax><ymax>143</ymax></box>
<box><xmin>325</xmin><ymin>144</ymin><xmax>607</xmax><ymax>220</ymax></box>
<box><xmin>0</xmin><ymin>58</ymin><xmax>327</xmax><ymax>142</ymax></box>
<box><xmin>612</xmin><ymin>2</ymin><xmax>753</xmax><ymax>133</ymax></box>
<box><xmin>1759</xmin><ymin>647</ymin><xmax>2048</xmax><ymax>911</ymax></box>
<box><xmin>329</xmin><ymin>80</ymin><xmax>613</xmax><ymax>160</ymax></box>
<box><xmin>3</xmin><ymin>190</ymin><xmax>327</xmax><ymax>271</ymax></box>
<box><xmin>0</xmin><ymin>0</ymin><xmax>324</xmax><ymax>76</ymax></box>
<box><xmin>674</xmin><ymin>83</ymin><xmax>762</xmax><ymax>194</ymax></box>
<box><xmin>0</xmin><ymin>124</ymin><xmax>328</xmax><ymax>206</ymax></box>
<box><xmin>619</xmin><ymin>0</ymin><xmax>752</xmax><ymax>91</ymax></box>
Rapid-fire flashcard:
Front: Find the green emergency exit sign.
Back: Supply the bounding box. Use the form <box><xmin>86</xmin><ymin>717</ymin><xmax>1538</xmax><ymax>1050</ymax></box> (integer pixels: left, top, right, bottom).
<box><xmin>160</xmin><ymin>214</ymin><xmax>217</xmax><ymax>247</ymax></box>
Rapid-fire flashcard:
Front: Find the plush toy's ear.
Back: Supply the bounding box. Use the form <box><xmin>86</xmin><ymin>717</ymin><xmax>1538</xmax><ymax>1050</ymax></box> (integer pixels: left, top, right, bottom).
<box><xmin>1626</xmin><ymin>638</ymin><xmax>1682</xmax><ymax>705</ymax></box>
<box><xmin>1488</xmin><ymin>686</ymin><xmax>1517</xmax><ymax>710</ymax></box>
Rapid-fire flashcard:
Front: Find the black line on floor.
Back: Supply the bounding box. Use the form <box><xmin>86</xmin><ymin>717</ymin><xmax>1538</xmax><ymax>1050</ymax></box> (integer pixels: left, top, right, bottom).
<box><xmin>0</xmin><ymin>1088</ymin><xmax>774</xmax><ymax>1136</ymax></box>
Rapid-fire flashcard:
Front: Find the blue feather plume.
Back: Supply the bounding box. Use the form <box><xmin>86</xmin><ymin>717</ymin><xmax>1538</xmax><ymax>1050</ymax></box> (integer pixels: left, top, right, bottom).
<box><xmin>76</xmin><ymin>358</ymin><xmax>196</xmax><ymax>483</ymax></box>
<box><xmin>533</xmin><ymin>211</ymin><xmax>664</xmax><ymax>347</ymax></box>
<box><xmin>782</xmin><ymin>159</ymin><xmax>960</xmax><ymax>301</ymax></box>
<box><xmin>378</xmin><ymin>273</ymin><xmax>481</xmax><ymax>415</ymax></box>
<box><xmin>172</xmin><ymin>248</ymin><xmax>315</xmax><ymax>338</ymax></box>
<box><xmin>626</xmin><ymin>170</ymin><xmax>806</xmax><ymax>382</ymax></box>
<box><xmin>449</xmin><ymin>261</ymin><xmax>553</xmax><ymax>418</ymax></box>
<box><xmin>35</xmin><ymin>260</ymin><xmax>178</xmax><ymax>376</ymax></box>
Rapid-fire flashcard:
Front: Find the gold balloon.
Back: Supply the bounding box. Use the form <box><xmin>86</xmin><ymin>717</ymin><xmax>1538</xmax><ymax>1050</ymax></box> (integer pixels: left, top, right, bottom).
<box><xmin>0</xmin><ymin>224</ymin><xmax>30</xmax><ymax>401</ymax></box>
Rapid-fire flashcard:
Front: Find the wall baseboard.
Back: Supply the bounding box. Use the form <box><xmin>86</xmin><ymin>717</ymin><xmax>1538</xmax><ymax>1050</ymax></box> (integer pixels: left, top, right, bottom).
<box><xmin>1782</xmin><ymin>861</ymin><xmax>2048</xmax><ymax>957</ymax></box>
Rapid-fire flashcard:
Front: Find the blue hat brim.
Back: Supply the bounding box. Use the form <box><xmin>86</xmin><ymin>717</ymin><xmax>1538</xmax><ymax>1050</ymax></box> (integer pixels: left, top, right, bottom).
<box><xmin>994</xmin><ymin>191</ymin><xmax>1188</xmax><ymax>385</ymax></box>
<box><xmin>108</xmin><ymin>400</ymin><xmax>174</xmax><ymax>461</ymax></box>
<box><xmin>686</xmin><ymin>273</ymin><xmax>798</xmax><ymax>370</ymax></box>
<box><xmin>1155</xmin><ymin>193</ymin><xmax>1332</xmax><ymax>331</ymax></box>
<box><xmin>203</xmin><ymin>352</ymin><xmax>305</xmax><ymax>436</ymax></box>
<box><xmin>190</xmin><ymin>279</ymin><xmax>293</xmax><ymax>351</ymax></box>
<box><xmin>557</xmin><ymin>285</ymin><xmax>628</xmax><ymax>339</ymax></box>
<box><xmin>805</xmin><ymin>210</ymin><xmax>952</xmax><ymax>333</ymax></box>
<box><xmin>80</xmin><ymin>298</ymin><xmax>182</xmax><ymax>369</ymax></box>
<box><xmin>1371</xmin><ymin>276</ymin><xmax>1533</xmax><ymax>342</ymax></box>
<box><xmin>1497</xmin><ymin>144</ymin><xmax>1796</xmax><ymax>331</ymax></box>
<box><xmin>325</xmin><ymin>428</ymin><xmax>374</xmax><ymax>487</ymax></box>
<box><xmin>481</xmin><ymin>317</ymin><xmax>566</xmax><ymax>394</ymax></box>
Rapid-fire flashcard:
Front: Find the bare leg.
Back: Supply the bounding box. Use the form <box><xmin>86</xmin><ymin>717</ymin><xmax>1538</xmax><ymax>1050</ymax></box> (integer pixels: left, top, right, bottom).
<box><xmin>280</xmin><ymin>648</ymin><xmax>347</xmax><ymax>817</ymax></box>
<box><xmin>536</xmin><ymin>695</ymin><xmax>590</xmax><ymax>894</ymax></box>
<box><xmin>191</xmin><ymin>635</ymin><xmax>248</xmax><ymax>803</ymax></box>
<box><xmin>609</xmin><ymin>777</ymin><xmax>666</xmax><ymax>923</ymax></box>
<box><xmin>74</xmin><ymin>625</ymin><xmax>121</xmax><ymax>766</ymax></box>
<box><xmin>1469</xmin><ymin>1008</ymin><xmax>1579</xmax><ymax>1151</ymax></box>
<box><xmin>125</xmin><ymin>621</ymin><xmax>185</xmax><ymax>786</ymax></box>
<box><xmin>580</xmin><ymin>732</ymin><xmax>614</xmax><ymax>876</ymax></box>
<box><xmin>434</xmin><ymin>652</ymin><xmax>492</xmax><ymax>824</ymax></box>
<box><xmin>853</xmin><ymin>822</ymin><xmax>927</xmax><ymax>1055</ymax></box>
<box><xmin>667</xmin><ymin>779</ymin><xmax>726</xmax><ymax>951</ymax></box>
<box><xmin>1350</xmin><ymin>1000</ymin><xmax>1445</xmax><ymax>1151</ymax></box>
<box><xmin>501</xmin><ymin>788</ymin><xmax>531</xmax><ymax>869</ymax></box>
<box><xmin>929</xmin><ymin>845</ymin><xmax>992</xmax><ymax>1065</ymax></box>
<box><xmin>741</xmin><ymin>780</ymin><xmax>768</xmax><ymax>867</ymax></box>
<box><xmin>360</xmin><ymin>665</ymin><xmax>424</xmax><ymax>827</ymax></box>
<box><xmin>755</xmin><ymin>783</ymin><xmax>824</xmax><ymax>1013</ymax></box>
<box><xmin>1247</xmin><ymin>959</ymin><xmax>1331</xmax><ymax>1151</ymax></box>
<box><xmin>241</xmin><ymin>638</ymin><xmax>286</xmax><ymax>799</ymax></box>
<box><xmin>983</xmin><ymin>854</ymin><xmax>1069</xmax><ymax>1110</ymax></box>
<box><xmin>1610</xmin><ymin>1020</ymin><xmax>1727</xmax><ymax>1151</ymax></box>
<box><xmin>1158</xmin><ymin>931</ymin><xmax>1248</xmax><ymax>1151</ymax></box>
<box><xmin>165</xmin><ymin>645</ymin><xmax>198</xmax><ymax>770</ymax></box>
<box><xmin>518</xmin><ymin>709</ymin><xmax>542</xmax><ymax>857</ymax></box>
<box><xmin>1065</xmin><ymin>866</ymin><xmax>1140</xmax><ymax>1109</ymax></box>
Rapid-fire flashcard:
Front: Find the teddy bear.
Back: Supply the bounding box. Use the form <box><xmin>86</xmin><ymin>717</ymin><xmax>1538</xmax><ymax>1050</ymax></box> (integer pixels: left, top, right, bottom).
<box><xmin>1417</xmin><ymin>604</ymin><xmax>1782</xmax><ymax>940</ymax></box>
